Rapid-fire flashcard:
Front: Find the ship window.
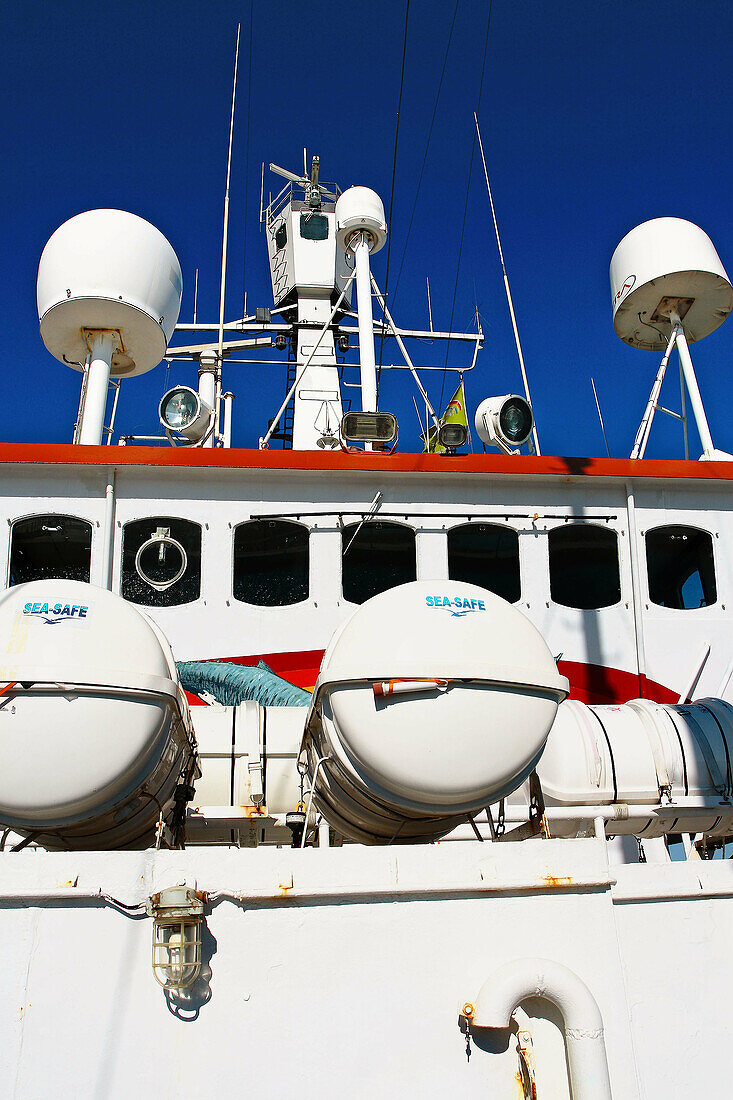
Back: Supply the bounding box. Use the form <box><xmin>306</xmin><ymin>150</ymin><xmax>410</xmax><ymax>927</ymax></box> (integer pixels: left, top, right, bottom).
<box><xmin>122</xmin><ymin>518</ymin><xmax>201</xmax><ymax>607</ymax></box>
<box><xmin>342</xmin><ymin>521</ymin><xmax>416</xmax><ymax>604</ymax></box>
<box><xmin>549</xmin><ymin>524</ymin><xmax>620</xmax><ymax>609</ymax></box>
<box><xmin>447</xmin><ymin>523</ymin><xmax>521</xmax><ymax>603</ymax></box>
<box><xmin>233</xmin><ymin>520</ymin><xmax>309</xmax><ymax>606</ymax></box>
<box><xmin>275</xmin><ymin>223</ymin><xmax>287</xmax><ymax>251</ymax></box>
<box><xmin>300</xmin><ymin>213</ymin><xmax>329</xmax><ymax>241</ymax></box>
<box><xmin>646</xmin><ymin>525</ymin><xmax>717</xmax><ymax>609</ymax></box>
<box><xmin>9</xmin><ymin>515</ymin><xmax>92</xmax><ymax>586</ymax></box>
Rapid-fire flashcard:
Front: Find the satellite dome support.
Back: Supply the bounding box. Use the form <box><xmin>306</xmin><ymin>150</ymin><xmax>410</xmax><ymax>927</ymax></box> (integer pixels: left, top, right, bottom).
<box><xmin>352</xmin><ymin>231</ymin><xmax>378</xmax><ymax>418</ymax></box>
<box><xmin>611</xmin><ymin>217</ymin><xmax>733</xmax><ymax>461</ymax></box>
<box><xmin>669</xmin><ymin>312</ymin><xmax>716</xmax><ymax>459</ymax></box>
<box><xmin>78</xmin><ymin>330</ymin><xmax>120</xmax><ymax>446</ymax></box>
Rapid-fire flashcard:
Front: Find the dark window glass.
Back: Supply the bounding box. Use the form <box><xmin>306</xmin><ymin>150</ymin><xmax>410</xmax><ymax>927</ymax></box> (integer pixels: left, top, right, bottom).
<box><xmin>234</xmin><ymin>520</ymin><xmax>308</xmax><ymax>606</ymax></box>
<box><xmin>447</xmin><ymin>523</ymin><xmax>520</xmax><ymax>603</ymax></box>
<box><xmin>549</xmin><ymin>524</ymin><xmax>620</xmax><ymax>610</ymax></box>
<box><xmin>275</xmin><ymin>223</ymin><xmax>287</xmax><ymax>250</ymax></box>
<box><xmin>9</xmin><ymin>515</ymin><xmax>92</xmax><ymax>586</ymax></box>
<box><xmin>122</xmin><ymin>518</ymin><xmax>201</xmax><ymax>607</ymax></box>
<box><xmin>300</xmin><ymin>213</ymin><xmax>329</xmax><ymax>241</ymax></box>
<box><xmin>342</xmin><ymin>522</ymin><xmax>416</xmax><ymax>604</ymax></box>
<box><xmin>646</xmin><ymin>525</ymin><xmax>716</xmax><ymax>609</ymax></box>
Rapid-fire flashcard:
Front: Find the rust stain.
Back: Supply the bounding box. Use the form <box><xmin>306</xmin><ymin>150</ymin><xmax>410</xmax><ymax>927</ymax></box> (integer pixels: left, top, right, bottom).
<box><xmin>541</xmin><ymin>874</ymin><xmax>573</xmax><ymax>887</ymax></box>
<box><xmin>277</xmin><ymin>873</ymin><xmax>294</xmax><ymax>898</ymax></box>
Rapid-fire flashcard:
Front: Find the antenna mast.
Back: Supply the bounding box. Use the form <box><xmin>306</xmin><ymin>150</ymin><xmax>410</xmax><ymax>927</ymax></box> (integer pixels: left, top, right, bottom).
<box><xmin>474</xmin><ymin>112</ymin><xmax>541</xmax><ymax>456</ymax></box>
<box><xmin>204</xmin><ymin>23</ymin><xmax>241</xmax><ymax>447</ymax></box>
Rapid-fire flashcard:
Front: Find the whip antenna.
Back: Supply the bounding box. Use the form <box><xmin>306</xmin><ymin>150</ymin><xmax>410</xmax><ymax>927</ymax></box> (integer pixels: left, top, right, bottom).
<box><xmin>474</xmin><ymin>112</ymin><xmax>541</xmax><ymax>456</ymax></box>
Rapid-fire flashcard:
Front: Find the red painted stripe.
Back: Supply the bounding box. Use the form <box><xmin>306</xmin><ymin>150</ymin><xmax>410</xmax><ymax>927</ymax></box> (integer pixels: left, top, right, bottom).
<box><xmin>0</xmin><ymin>441</ymin><xmax>730</xmax><ymax>481</ymax></box>
<box><xmin>192</xmin><ymin>650</ymin><xmax>677</xmax><ymax>706</ymax></box>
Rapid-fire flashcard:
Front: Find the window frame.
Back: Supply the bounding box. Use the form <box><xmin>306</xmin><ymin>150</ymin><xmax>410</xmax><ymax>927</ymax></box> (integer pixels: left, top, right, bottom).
<box><xmin>120</xmin><ymin>515</ymin><xmax>204</xmax><ymax>609</ymax></box>
<box><xmin>341</xmin><ymin>518</ymin><xmax>417</xmax><ymax>605</ymax></box>
<box><xmin>7</xmin><ymin>512</ymin><xmax>94</xmax><ymax>588</ymax></box>
<box><xmin>446</xmin><ymin>520</ymin><xmax>522</xmax><ymax>604</ymax></box>
<box><xmin>232</xmin><ymin>518</ymin><xmax>311</xmax><ymax>609</ymax></box>
<box><xmin>644</xmin><ymin>523</ymin><xmax>718</xmax><ymax>612</ymax></box>
<box><xmin>547</xmin><ymin>520</ymin><xmax>622</xmax><ymax>611</ymax></box>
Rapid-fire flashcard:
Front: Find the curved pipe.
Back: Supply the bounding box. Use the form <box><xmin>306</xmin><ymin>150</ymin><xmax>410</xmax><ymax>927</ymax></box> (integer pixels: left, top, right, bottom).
<box><xmin>463</xmin><ymin>958</ymin><xmax>612</xmax><ymax>1100</ymax></box>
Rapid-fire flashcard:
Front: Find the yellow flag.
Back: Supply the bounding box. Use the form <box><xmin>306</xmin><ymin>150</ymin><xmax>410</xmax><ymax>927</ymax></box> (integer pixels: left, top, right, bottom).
<box><xmin>422</xmin><ymin>378</ymin><xmax>468</xmax><ymax>454</ymax></box>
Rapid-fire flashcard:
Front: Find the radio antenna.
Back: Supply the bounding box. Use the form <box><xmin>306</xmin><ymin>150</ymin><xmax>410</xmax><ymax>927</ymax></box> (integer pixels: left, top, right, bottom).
<box><xmin>218</xmin><ymin>24</ymin><xmax>241</xmax><ymax>364</ymax></box>
<box><xmin>591</xmin><ymin>377</ymin><xmax>611</xmax><ymax>458</ymax></box>
<box><xmin>474</xmin><ymin>112</ymin><xmax>541</xmax><ymax>456</ymax></box>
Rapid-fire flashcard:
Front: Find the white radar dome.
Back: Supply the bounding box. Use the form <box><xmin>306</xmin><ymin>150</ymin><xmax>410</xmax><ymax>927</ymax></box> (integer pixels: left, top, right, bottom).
<box><xmin>37</xmin><ymin>209</ymin><xmax>183</xmax><ymax>376</ymax></box>
<box><xmin>335</xmin><ymin>186</ymin><xmax>387</xmax><ymax>253</ymax></box>
<box><xmin>303</xmin><ymin>580</ymin><xmax>568</xmax><ymax>844</ymax></box>
<box><xmin>610</xmin><ymin>217</ymin><xmax>732</xmax><ymax>349</ymax></box>
<box><xmin>0</xmin><ymin>580</ymin><xmax>198</xmax><ymax>849</ymax></box>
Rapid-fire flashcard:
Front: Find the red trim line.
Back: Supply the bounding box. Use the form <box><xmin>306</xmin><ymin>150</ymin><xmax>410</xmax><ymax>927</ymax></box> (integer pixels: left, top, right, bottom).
<box><xmin>0</xmin><ymin>441</ymin><xmax>730</xmax><ymax>481</ymax></box>
<box><xmin>184</xmin><ymin>650</ymin><xmax>677</xmax><ymax>707</ymax></box>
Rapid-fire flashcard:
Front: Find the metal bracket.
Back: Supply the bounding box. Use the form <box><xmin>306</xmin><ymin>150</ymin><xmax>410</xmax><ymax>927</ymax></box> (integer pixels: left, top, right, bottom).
<box><xmin>495</xmin><ymin>772</ymin><xmax>548</xmax><ymax>843</ymax></box>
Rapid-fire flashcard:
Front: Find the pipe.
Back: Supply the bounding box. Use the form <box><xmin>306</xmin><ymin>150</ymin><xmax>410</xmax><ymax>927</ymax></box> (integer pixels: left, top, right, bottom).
<box><xmin>101</xmin><ymin>469</ymin><xmax>116</xmax><ymax>590</ymax></box>
<box><xmin>465</xmin><ymin>958</ymin><xmax>612</xmax><ymax>1100</ymax></box>
<box><xmin>352</xmin><ymin>233</ymin><xmax>377</xmax><ymax>413</ymax></box>
<box><xmin>198</xmin><ymin>356</ymin><xmax>218</xmax><ymax>449</ymax></box>
<box><xmin>79</xmin><ymin>331</ymin><xmax>116</xmax><ymax>445</ymax></box>
<box><xmin>221</xmin><ymin>392</ymin><xmax>234</xmax><ymax>448</ymax></box>
<box><xmin>625</xmin><ymin>480</ymin><xmax>647</xmax><ymax>686</ymax></box>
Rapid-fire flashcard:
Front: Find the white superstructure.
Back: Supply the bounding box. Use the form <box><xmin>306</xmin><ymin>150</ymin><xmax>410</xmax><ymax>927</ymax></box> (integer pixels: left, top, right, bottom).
<box><xmin>0</xmin><ymin>155</ymin><xmax>732</xmax><ymax>1099</ymax></box>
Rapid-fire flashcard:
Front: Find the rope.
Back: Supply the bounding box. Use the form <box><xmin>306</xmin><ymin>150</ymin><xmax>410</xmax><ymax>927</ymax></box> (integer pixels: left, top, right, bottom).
<box><xmin>375</xmin><ymin>0</ymin><xmax>411</xmax><ymax>401</ymax></box>
<box><xmin>438</xmin><ymin>0</ymin><xmax>493</xmax><ymax>412</ymax></box>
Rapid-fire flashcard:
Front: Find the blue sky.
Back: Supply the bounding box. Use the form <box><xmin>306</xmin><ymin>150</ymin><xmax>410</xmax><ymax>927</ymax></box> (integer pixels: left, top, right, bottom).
<box><xmin>3</xmin><ymin>0</ymin><xmax>733</xmax><ymax>458</ymax></box>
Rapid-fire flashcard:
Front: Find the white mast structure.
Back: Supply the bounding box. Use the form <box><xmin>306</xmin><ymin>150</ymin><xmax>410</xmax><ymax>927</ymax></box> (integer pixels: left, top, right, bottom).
<box><xmin>167</xmin><ymin>158</ymin><xmax>482</xmax><ymax>453</ymax></box>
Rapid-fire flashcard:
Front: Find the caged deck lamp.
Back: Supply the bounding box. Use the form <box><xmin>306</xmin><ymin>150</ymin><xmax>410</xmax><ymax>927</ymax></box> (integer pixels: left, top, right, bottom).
<box><xmin>147</xmin><ymin>886</ymin><xmax>205</xmax><ymax>991</ymax></box>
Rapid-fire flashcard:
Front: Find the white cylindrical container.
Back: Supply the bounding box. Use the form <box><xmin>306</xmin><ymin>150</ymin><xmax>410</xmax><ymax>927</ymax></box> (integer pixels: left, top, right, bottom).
<box><xmin>538</xmin><ymin>697</ymin><xmax>733</xmax><ymax>836</ymax></box>
<box><xmin>610</xmin><ymin>217</ymin><xmax>732</xmax><ymax>349</ymax></box>
<box><xmin>37</xmin><ymin>209</ymin><xmax>183</xmax><ymax>377</ymax></box>
<box><xmin>0</xmin><ymin>580</ymin><xmax>198</xmax><ymax>849</ymax></box>
<box><xmin>304</xmin><ymin>580</ymin><xmax>568</xmax><ymax>843</ymax></box>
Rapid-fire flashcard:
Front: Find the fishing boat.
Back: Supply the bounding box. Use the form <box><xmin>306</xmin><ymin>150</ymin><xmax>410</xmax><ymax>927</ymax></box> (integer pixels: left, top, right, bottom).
<box><xmin>1</xmin><ymin>73</ymin><xmax>733</xmax><ymax>1097</ymax></box>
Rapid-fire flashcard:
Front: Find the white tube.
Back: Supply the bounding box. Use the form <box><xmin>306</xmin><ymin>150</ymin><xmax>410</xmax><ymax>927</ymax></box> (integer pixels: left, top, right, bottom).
<box><xmin>222</xmin><ymin>392</ymin><xmax>234</xmax><ymax>448</ymax></box>
<box><xmin>198</xmin><ymin>358</ymin><xmax>217</xmax><ymax>449</ymax></box>
<box><xmin>672</xmin><ymin>317</ymin><xmax>715</xmax><ymax>457</ymax></box>
<box><xmin>466</xmin><ymin>958</ymin><xmax>612</xmax><ymax>1100</ymax></box>
<box><xmin>101</xmin><ymin>469</ymin><xmax>116</xmax><ymax>590</ymax></box>
<box><xmin>79</xmin><ymin>331</ymin><xmax>116</xmax><ymax>445</ymax></box>
<box><xmin>353</xmin><ymin>233</ymin><xmax>377</xmax><ymax>413</ymax></box>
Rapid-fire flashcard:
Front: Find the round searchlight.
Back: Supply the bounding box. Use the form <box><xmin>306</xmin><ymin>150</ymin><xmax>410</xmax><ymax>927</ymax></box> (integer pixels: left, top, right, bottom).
<box><xmin>475</xmin><ymin>394</ymin><xmax>534</xmax><ymax>451</ymax></box>
<box><xmin>159</xmin><ymin>385</ymin><xmax>213</xmax><ymax>443</ymax></box>
<box><xmin>303</xmin><ymin>579</ymin><xmax>568</xmax><ymax>844</ymax></box>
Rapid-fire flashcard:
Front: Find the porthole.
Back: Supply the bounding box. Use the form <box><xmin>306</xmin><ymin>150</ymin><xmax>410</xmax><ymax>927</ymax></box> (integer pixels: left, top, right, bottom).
<box><xmin>122</xmin><ymin>518</ymin><xmax>201</xmax><ymax>607</ymax></box>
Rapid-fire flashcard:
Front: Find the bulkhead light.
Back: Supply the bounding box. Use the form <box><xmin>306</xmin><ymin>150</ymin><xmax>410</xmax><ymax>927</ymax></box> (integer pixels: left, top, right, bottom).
<box><xmin>341</xmin><ymin>411</ymin><xmax>397</xmax><ymax>444</ymax></box>
<box><xmin>438</xmin><ymin>423</ymin><xmax>468</xmax><ymax>450</ymax></box>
